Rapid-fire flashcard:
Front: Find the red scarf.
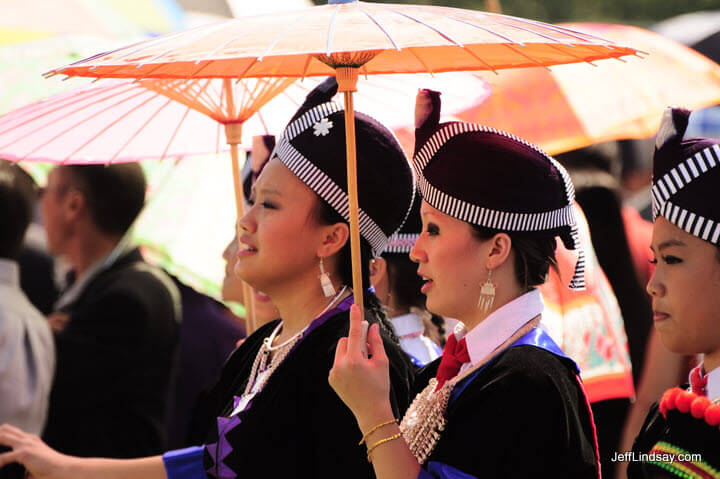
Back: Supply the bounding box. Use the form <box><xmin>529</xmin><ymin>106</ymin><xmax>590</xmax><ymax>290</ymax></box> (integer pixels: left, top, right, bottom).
<box><xmin>435</xmin><ymin>333</ymin><xmax>470</xmax><ymax>390</ymax></box>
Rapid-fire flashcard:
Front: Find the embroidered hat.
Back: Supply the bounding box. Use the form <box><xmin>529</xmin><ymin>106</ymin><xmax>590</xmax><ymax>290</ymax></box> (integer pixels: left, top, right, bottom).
<box><xmin>383</xmin><ymin>192</ymin><xmax>421</xmax><ymax>255</ymax></box>
<box><xmin>272</xmin><ymin>77</ymin><xmax>415</xmax><ymax>255</ymax></box>
<box><xmin>413</xmin><ymin>89</ymin><xmax>585</xmax><ymax>290</ymax></box>
<box><xmin>651</xmin><ymin>107</ymin><xmax>720</xmax><ymax>245</ymax></box>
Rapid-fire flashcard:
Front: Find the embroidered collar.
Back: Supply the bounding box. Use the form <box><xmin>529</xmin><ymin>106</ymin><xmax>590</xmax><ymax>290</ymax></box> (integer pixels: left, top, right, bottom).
<box><xmin>458</xmin><ymin>288</ymin><xmax>544</xmax><ymax>373</ymax></box>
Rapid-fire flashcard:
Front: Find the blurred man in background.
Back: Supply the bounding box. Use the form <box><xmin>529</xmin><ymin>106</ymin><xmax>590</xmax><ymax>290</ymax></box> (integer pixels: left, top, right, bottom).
<box><xmin>41</xmin><ymin>164</ymin><xmax>181</xmax><ymax>458</ymax></box>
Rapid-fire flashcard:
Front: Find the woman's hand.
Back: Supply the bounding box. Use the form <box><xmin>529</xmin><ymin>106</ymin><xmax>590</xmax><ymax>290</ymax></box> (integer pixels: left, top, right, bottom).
<box><xmin>329</xmin><ymin>305</ymin><xmax>395</xmax><ymax>431</ymax></box>
<box><xmin>0</xmin><ymin>424</ymin><xmax>77</xmax><ymax>479</ymax></box>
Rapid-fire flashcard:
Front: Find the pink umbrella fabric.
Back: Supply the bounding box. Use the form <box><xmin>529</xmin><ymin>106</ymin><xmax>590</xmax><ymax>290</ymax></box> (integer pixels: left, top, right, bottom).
<box><xmin>0</xmin><ymin>73</ymin><xmax>489</xmax><ymax>163</ymax></box>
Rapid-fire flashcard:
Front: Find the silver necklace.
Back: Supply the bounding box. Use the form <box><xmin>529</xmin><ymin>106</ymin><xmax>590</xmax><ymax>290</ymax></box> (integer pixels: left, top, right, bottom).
<box><xmin>400</xmin><ymin>316</ymin><xmax>540</xmax><ymax>464</ymax></box>
<box><xmin>233</xmin><ymin>286</ymin><xmax>349</xmax><ymax>415</ymax></box>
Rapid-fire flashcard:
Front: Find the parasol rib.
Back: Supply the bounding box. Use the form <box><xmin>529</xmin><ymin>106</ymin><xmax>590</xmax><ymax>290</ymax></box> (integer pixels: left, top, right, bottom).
<box><xmin>133</xmin><ymin>62</ymin><xmax>172</xmax><ymax>82</ymax></box>
<box><xmin>193</xmin><ymin>20</ymin><xmax>271</xmax><ymax>66</ymax></box>
<box><xmin>446</xmin><ymin>16</ymin><xmax>523</xmax><ymax>46</ymax></box>
<box><xmin>258</xmin><ymin>8</ymin><xmax>316</xmax><ymax>62</ymax></box>
<box><xmin>456</xmin><ymin>45</ymin><xmax>499</xmax><ymax>74</ymax></box>
<box><xmin>61</xmin><ymin>94</ymin><xmax>170</xmax><ymax>163</ymax></box>
<box><xmin>0</xmin><ymin>83</ymin><xmax>133</xmax><ymax>135</ymax></box>
<box><xmin>390</xmin><ymin>10</ymin><xmax>464</xmax><ymax>47</ymax></box>
<box><xmin>108</xmin><ymin>97</ymin><xmax>177</xmax><ymax>163</ymax></box>
<box><xmin>512</xmin><ymin>17</ymin><xmax>615</xmax><ymax>44</ymax></box>
<box><xmin>494</xmin><ymin>20</ymin><xmax>575</xmax><ymax>46</ymax></box>
<box><xmin>300</xmin><ymin>55</ymin><xmax>314</xmax><ymax>79</ymax></box>
<box><xmin>105</xmin><ymin>22</ymin><xmax>234</xmax><ymax>66</ymax></box>
<box><xmin>503</xmin><ymin>43</ymin><xmax>552</xmax><ymax>70</ymax></box>
<box><xmin>0</xmin><ymin>87</ymin><xmax>151</xmax><ymax>150</ymax></box>
<box><xmin>543</xmin><ymin>43</ymin><xmax>597</xmax><ymax>66</ymax></box>
<box><xmin>327</xmin><ymin>4</ymin><xmax>342</xmax><ymax>56</ymax></box>
<box><xmin>160</xmin><ymin>104</ymin><xmax>194</xmax><ymax>159</ymax></box>
<box><xmin>357</xmin><ymin>6</ymin><xmax>401</xmax><ymax>51</ymax></box>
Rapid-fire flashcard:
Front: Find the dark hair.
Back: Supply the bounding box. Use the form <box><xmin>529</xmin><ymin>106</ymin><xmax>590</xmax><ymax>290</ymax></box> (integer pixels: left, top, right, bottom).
<box><xmin>313</xmin><ymin>199</ymin><xmax>399</xmax><ymax>343</ymax></box>
<box><xmin>62</xmin><ymin>164</ymin><xmax>146</xmax><ymax>236</ymax></box>
<box><xmin>470</xmin><ymin>226</ymin><xmax>558</xmax><ymax>291</ymax></box>
<box><xmin>0</xmin><ymin>163</ymin><xmax>35</xmax><ymax>260</ymax></box>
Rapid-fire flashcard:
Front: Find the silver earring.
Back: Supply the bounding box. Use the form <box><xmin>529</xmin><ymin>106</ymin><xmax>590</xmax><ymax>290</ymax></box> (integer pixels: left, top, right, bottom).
<box><xmin>477</xmin><ymin>269</ymin><xmax>496</xmax><ymax>313</ymax></box>
<box><xmin>319</xmin><ymin>257</ymin><xmax>336</xmax><ymax>298</ymax></box>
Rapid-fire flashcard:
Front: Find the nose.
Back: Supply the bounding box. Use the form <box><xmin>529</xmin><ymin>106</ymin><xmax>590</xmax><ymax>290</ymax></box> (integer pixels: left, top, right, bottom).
<box><xmin>646</xmin><ymin>270</ymin><xmax>664</xmax><ymax>297</ymax></box>
<box><xmin>238</xmin><ymin>207</ymin><xmax>256</xmax><ymax>234</ymax></box>
<box><xmin>409</xmin><ymin>235</ymin><xmax>426</xmax><ymax>264</ymax></box>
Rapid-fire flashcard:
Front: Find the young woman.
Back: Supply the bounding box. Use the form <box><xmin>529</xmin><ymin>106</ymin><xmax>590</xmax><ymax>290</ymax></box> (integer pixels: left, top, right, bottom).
<box><xmin>372</xmin><ymin>192</ymin><xmax>443</xmax><ymax>366</ymax></box>
<box><xmin>627</xmin><ymin>108</ymin><xmax>720</xmax><ymax>479</ymax></box>
<box><xmin>329</xmin><ymin>89</ymin><xmax>601</xmax><ymax>478</ymax></box>
<box><xmin>0</xmin><ymin>78</ymin><xmax>416</xmax><ymax>479</ymax></box>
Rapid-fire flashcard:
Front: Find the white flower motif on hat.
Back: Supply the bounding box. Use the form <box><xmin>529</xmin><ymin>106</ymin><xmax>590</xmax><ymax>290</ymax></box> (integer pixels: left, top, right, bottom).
<box><xmin>313</xmin><ymin>117</ymin><xmax>333</xmax><ymax>137</ymax></box>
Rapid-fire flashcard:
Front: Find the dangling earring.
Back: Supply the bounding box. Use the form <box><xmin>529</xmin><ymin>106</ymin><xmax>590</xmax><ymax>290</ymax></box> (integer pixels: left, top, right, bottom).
<box><xmin>477</xmin><ymin>269</ymin><xmax>496</xmax><ymax>313</ymax></box>
<box><xmin>319</xmin><ymin>257</ymin><xmax>336</xmax><ymax>298</ymax></box>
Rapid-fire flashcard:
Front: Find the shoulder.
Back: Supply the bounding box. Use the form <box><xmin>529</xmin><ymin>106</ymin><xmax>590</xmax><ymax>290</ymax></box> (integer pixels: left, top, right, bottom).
<box><xmin>85</xmin><ymin>259</ymin><xmax>180</xmax><ymax>313</ymax></box>
<box><xmin>451</xmin><ymin>345</ymin><xmax>579</xmax><ymax>410</ymax></box>
<box><xmin>484</xmin><ymin>345</ymin><xmax>575</xmax><ymax>384</ymax></box>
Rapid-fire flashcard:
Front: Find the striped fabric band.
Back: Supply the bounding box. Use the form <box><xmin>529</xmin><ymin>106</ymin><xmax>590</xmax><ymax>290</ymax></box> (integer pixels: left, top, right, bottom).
<box><xmin>652</xmin><ymin>144</ymin><xmax>720</xmax><ymax>229</ymax></box>
<box><xmin>383</xmin><ymin>233</ymin><xmax>419</xmax><ymax>254</ymax></box>
<box><xmin>648</xmin><ymin>441</ymin><xmax>720</xmax><ymax>479</ymax></box>
<box><xmin>272</xmin><ymin>101</ymin><xmax>388</xmax><ymax>255</ymax></box>
<box><xmin>658</xmin><ymin>200</ymin><xmax>720</xmax><ymax>245</ymax></box>
<box><xmin>413</xmin><ymin>122</ymin><xmax>585</xmax><ymax>290</ymax></box>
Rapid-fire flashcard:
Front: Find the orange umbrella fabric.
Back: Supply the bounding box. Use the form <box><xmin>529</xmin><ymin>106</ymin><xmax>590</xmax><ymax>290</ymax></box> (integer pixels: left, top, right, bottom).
<box><xmin>446</xmin><ymin>23</ymin><xmax>720</xmax><ymax>155</ymax></box>
<box><xmin>44</xmin><ymin>1</ymin><xmax>638</xmax><ymax>311</ymax></box>
<box><xmin>45</xmin><ymin>3</ymin><xmax>636</xmax><ymax>80</ymax></box>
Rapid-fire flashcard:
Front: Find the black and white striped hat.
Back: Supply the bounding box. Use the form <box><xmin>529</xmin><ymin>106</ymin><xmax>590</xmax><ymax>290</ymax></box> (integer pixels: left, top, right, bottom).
<box><xmin>652</xmin><ymin>107</ymin><xmax>720</xmax><ymax>245</ymax></box>
<box><xmin>413</xmin><ymin>89</ymin><xmax>585</xmax><ymax>290</ymax></box>
<box><xmin>383</xmin><ymin>192</ymin><xmax>422</xmax><ymax>255</ymax></box>
<box><xmin>271</xmin><ymin>77</ymin><xmax>414</xmax><ymax>256</ymax></box>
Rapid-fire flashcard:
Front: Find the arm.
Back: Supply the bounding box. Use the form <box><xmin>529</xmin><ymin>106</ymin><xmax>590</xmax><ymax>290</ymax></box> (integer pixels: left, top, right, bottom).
<box><xmin>0</xmin><ymin>424</ymin><xmax>166</xmax><ymax>479</ymax></box>
<box><xmin>329</xmin><ymin>305</ymin><xmax>420</xmax><ymax>479</ymax></box>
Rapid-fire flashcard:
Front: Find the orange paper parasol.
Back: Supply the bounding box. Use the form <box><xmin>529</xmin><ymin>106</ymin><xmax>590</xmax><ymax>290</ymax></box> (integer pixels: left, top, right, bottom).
<box><xmin>46</xmin><ymin>0</ymin><xmax>638</xmax><ymax>311</ymax></box>
<box><xmin>445</xmin><ymin>23</ymin><xmax>720</xmax><ymax>155</ymax></box>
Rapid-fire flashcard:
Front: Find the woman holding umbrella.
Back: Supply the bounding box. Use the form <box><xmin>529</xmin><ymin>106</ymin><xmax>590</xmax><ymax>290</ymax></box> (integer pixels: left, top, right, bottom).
<box><xmin>329</xmin><ymin>90</ymin><xmax>601</xmax><ymax>478</ymax></box>
<box><xmin>0</xmin><ymin>79</ymin><xmax>416</xmax><ymax>479</ymax></box>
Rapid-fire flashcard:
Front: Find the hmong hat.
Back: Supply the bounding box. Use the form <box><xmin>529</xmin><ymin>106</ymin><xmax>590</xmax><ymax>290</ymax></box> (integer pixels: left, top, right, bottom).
<box><xmin>413</xmin><ymin>89</ymin><xmax>585</xmax><ymax>290</ymax></box>
<box><xmin>272</xmin><ymin>77</ymin><xmax>414</xmax><ymax>255</ymax></box>
<box><xmin>383</xmin><ymin>192</ymin><xmax>422</xmax><ymax>255</ymax></box>
<box><xmin>651</xmin><ymin>108</ymin><xmax>720</xmax><ymax>245</ymax></box>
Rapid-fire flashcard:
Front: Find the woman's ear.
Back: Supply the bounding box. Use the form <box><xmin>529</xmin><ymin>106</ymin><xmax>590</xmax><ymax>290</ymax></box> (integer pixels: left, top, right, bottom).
<box><xmin>485</xmin><ymin>233</ymin><xmax>513</xmax><ymax>270</ymax></box>
<box><xmin>317</xmin><ymin>222</ymin><xmax>350</xmax><ymax>258</ymax></box>
<box><xmin>369</xmin><ymin>257</ymin><xmax>388</xmax><ymax>288</ymax></box>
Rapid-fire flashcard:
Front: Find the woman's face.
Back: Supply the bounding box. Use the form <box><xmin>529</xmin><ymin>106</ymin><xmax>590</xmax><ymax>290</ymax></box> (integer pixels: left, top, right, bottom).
<box><xmin>647</xmin><ymin>217</ymin><xmax>720</xmax><ymax>357</ymax></box>
<box><xmin>235</xmin><ymin>158</ymin><xmax>327</xmax><ymax>296</ymax></box>
<box><xmin>222</xmin><ymin>233</ymin><xmax>280</xmax><ymax>326</ymax></box>
<box><xmin>409</xmin><ymin>200</ymin><xmax>488</xmax><ymax>321</ymax></box>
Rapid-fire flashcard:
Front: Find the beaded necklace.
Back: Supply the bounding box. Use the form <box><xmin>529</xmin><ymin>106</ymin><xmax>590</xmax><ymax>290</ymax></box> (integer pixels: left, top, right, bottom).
<box><xmin>231</xmin><ymin>286</ymin><xmax>348</xmax><ymax>416</ymax></box>
<box><xmin>399</xmin><ymin>316</ymin><xmax>540</xmax><ymax>464</ymax></box>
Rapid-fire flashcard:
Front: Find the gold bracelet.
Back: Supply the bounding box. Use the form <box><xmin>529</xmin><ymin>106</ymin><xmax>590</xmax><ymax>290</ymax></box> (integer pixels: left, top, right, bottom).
<box><xmin>358</xmin><ymin>419</ymin><xmax>397</xmax><ymax>445</ymax></box>
<box><xmin>366</xmin><ymin>432</ymin><xmax>403</xmax><ymax>462</ymax></box>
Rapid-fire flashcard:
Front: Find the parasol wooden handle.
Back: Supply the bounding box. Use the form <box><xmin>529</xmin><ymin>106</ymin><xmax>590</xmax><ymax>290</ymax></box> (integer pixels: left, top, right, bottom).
<box><xmin>223</xmin><ymin>83</ymin><xmax>257</xmax><ymax>335</ymax></box>
<box><xmin>336</xmin><ymin>67</ymin><xmax>364</xmax><ymax>313</ymax></box>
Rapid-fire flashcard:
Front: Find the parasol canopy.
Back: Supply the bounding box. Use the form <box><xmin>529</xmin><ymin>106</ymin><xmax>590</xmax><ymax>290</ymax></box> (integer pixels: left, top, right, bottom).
<box><xmin>45</xmin><ymin>2</ymin><xmax>637</xmax><ymax>81</ymax></box>
<box><xmin>450</xmin><ymin>23</ymin><xmax>720</xmax><ymax>155</ymax></box>
<box><xmin>43</xmin><ymin>0</ymin><xmax>639</xmax><ymax>311</ymax></box>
